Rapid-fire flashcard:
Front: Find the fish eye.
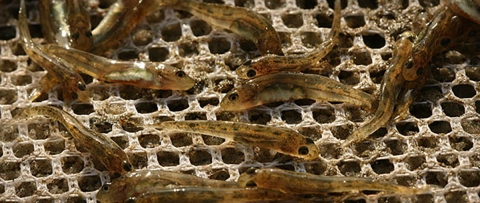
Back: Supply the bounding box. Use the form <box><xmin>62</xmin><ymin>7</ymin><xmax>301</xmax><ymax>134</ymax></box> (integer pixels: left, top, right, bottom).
<box><xmin>246</xmin><ymin>69</ymin><xmax>256</xmax><ymax>78</ymax></box>
<box><xmin>176</xmin><ymin>71</ymin><xmax>186</xmax><ymax>78</ymax></box>
<box><xmin>245</xmin><ymin>180</ymin><xmax>257</xmax><ymax>187</ymax></box>
<box><xmin>245</xmin><ymin>168</ymin><xmax>256</xmax><ymax>174</ymax></box>
<box><xmin>416</xmin><ymin>67</ymin><xmax>424</xmax><ymax>76</ymax></box>
<box><xmin>102</xmin><ymin>184</ymin><xmax>110</xmax><ymax>191</ymax></box>
<box><xmin>405</xmin><ymin>59</ymin><xmax>413</xmax><ymax>69</ymax></box>
<box><xmin>406</xmin><ymin>35</ymin><xmax>415</xmax><ymax>42</ymax></box>
<box><xmin>298</xmin><ymin>146</ymin><xmax>310</xmax><ymax>155</ymax></box>
<box><xmin>243</xmin><ymin>60</ymin><xmax>252</xmax><ymax>66</ymax></box>
<box><xmin>440</xmin><ymin>38</ymin><xmax>450</xmax><ymax>46</ymax></box>
<box><xmin>228</xmin><ymin>93</ymin><xmax>239</xmax><ymax>101</ymax></box>
<box><xmin>305</xmin><ymin>138</ymin><xmax>314</xmax><ymax>144</ymax></box>
<box><xmin>123</xmin><ymin>162</ymin><xmax>133</xmax><ymax>171</ymax></box>
<box><xmin>85</xmin><ymin>31</ymin><xmax>93</xmax><ymax>38</ymax></box>
<box><xmin>77</xmin><ymin>82</ymin><xmax>86</xmax><ymax>91</ymax></box>
<box><xmin>71</xmin><ymin>32</ymin><xmax>80</xmax><ymax>40</ymax></box>
<box><xmin>70</xmin><ymin>92</ymin><xmax>78</xmax><ymax>100</ymax></box>
<box><xmin>469</xmin><ymin>30</ymin><xmax>476</xmax><ymax>37</ymax></box>
<box><xmin>125</xmin><ymin>198</ymin><xmax>135</xmax><ymax>203</ymax></box>
<box><xmin>112</xmin><ymin>172</ymin><xmax>121</xmax><ymax>179</ymax></box>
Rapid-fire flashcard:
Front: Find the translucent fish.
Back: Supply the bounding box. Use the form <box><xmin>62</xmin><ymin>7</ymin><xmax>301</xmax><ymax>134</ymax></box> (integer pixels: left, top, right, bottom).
<box><xmin>153</xmin><ymin>120</ymin><xmax>319</xmax><ymax>160</ymax></box>
<box><xmin>18</xmin><ymin>0</ymin><xmax>86</xmax><ymax>101</ymax></box>
<box><xmin>221</xmin><ymin>72</ymin><xmax>375</xmax><ymax>111</ymax></box>
<box><xmin>161</xmin><ymin>0</ymin><xmax>283</xmax><ymax>55</ymax></box>
<box><xmin>44</xmin><ymin>44</ymin><xmax>195</xmax><ymax>90</ymax></box>
<box><xmin>235</xmin><ymin>0</ymin><xmax>341</xmax><ymax>79</ymax></box>
<box><xmin>11</xmin><ymin>106</ymin><xmax>132</xmax><ymax>177</ymax></box>
<box><xmin>238</xmin><ymin>168</ymin><xmax>435</xmax><ymax>195</ymax></box>
<box><xmin>96</xmin><ymin>169</ymin><xmax>238</xmax><ymax>203</ymax></box>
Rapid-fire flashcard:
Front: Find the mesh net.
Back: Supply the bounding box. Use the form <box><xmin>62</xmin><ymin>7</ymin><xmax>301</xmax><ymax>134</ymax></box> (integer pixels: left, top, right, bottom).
<box><xmin>1</xmin><ymin>0</ymin><xmax>480</xmax><ymax>202</ymax></box>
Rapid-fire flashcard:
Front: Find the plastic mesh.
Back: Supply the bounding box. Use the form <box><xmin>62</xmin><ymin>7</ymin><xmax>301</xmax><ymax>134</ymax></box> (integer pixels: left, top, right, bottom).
<box><xmin>1</xmin><ymin>0</ymin><xmax>480</xmax><ymax>202</ymax></box>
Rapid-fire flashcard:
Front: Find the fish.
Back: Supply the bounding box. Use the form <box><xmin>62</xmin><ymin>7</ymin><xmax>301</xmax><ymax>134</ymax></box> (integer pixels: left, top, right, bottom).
<box><xmin>152</xmin><ymin>120</ymin><xmax>320</xmax><ymax>160</ymax></box>
<box><xmin>161</xmin><ymin>0</ymin><xmax>283</xmax><ymax>55</ymax></box>
<box><xmin>125</xmin><ymin>187</ymin><xmax>308</xmax><ymax>203</ymax></box>
<box><xmin>90</xmin><ymin>0</ymin><xmax>156</xmax><ymax>54</ymax></box>
<box><xmin>18</xmin><ymin>0</ymin><xmax>86</xmax><ymax>100</ymax></box>
<box><xmin>38</xmin><ymin>0</ymin><xmax>93</xmax><ymax>50</ymax></box>
<box><xmin>44</xmin><ymin>44</ymin><xmax>195</xmax><ymax>90</ymax></box>
<box><xmin>10</xmin><ymin>106</ymin><xmax>132</xmax><ymax>177</ymax></box>
<box><xmin>235</xmin><ymin>0</ymin><xmax>341</xmax><ymax>79</ymax></box>
<box><xmin>96</xmin><ymin>169</ymin><xmax>238</xmax><ymax>203</ymax></box>
<box><xmin>342</xmin><ymin>32</ymin><xmax>415</xmax><ymax>147</ymax></box>
<box><xmin>220</xmin><ymin>73</ymin><xmax>375</xmax><ymax>111</ymax></box>
<box><xmin>238</xmin><ymin>168</ymin><xmax>434</xmax><ymax>195</ymax></box>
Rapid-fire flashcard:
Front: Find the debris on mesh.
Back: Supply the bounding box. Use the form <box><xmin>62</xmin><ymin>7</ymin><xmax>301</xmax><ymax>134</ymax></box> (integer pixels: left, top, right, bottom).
<box><xmin>0</xmin><ymin>0</ymin><xmax>480</xmax><ymax>202</ymax></box>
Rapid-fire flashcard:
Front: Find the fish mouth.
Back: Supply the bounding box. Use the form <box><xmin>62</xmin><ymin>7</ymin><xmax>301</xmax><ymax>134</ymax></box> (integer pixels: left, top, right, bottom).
<box><xmin>156</xmin><ymin>73</ymin><xmax>195</xmax><ymax>90</ymax></box>
<box><xmin>164</xmin><ymin>78</ymin><xmax>196</xmax><ymax>90</ymax></box>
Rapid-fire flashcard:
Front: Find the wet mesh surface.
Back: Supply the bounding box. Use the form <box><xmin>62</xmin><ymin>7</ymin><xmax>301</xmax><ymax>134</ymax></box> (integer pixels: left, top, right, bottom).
<box><xmin>1</xmin><ymin>0</ymin><xmax>480</xmax><ymax>202</ymax></box>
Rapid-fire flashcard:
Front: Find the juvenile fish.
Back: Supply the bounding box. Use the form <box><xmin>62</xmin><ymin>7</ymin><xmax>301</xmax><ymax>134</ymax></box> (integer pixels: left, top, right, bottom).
<box><xmin>126</xmin><ymin>187</ymin><xmax>308</xmax><ymax>203</ymax></box>
<box><xmin>44</xmin><ymin>44</ymin><xmax>195</xmax><ymax>90</ymax></box>
<box><xmin>342</xmin><ymin>32</ymin><xmax>415</xmax><ymax>147</ymax></box>
<box><xmin>96</xmin><ymin>169</ymin><xmax>239</xmax><ymax>203</ymax></box>
<box><xmin>65</xmin><ymin>0</ymin><xmax>93</xmax><ymax>49</ymax></box>
<box><xmin>153</xmin><ymin>120</ymin><xmax>319</xmax><ymax>160</ymax></box>
<box><xmin>403</xmin><ymin>6</ymin><xmax>479</xmax><ymax>82</ymax></box>
<box><xmin>91</xmin><ymin>0</ymin><xmax>156</xmax><ymax>54</ymax></box>
<box><xmin>446</xmin><ymin>0</ymin><xmax>480</xmax><ymax>25</ymax></box>
<box><xmin>161</xmin><ymin>0</ymin><xmax>283</xmax><ymax>55</ymax></box>
<box><xmin>34</xmin><ymin>0</ymin><xmax>93</xmax><ymax>102</ymax></box>
<box><xmin>38</xmin><ymin>0</ymin><xmax>93</xmax><ymax>50</ymax></box>
<box><xmin>220</xmin><ymin>73</ymin><xmax>375</xmax><ymax>111</ymax></box>
<box><xmin>238</xmin><ymin>168</ymin><xmax>434</xmax><ymax>195</ymax></box>
<box><xmin>235</xmin><ymin>0</ymin><xmax>341</xmax><ymax>79</ymax></box>
<box><xmin>11</xmin><ymin>106</ymin><xmax>132</xmax><ymax>177</ymax></box>
<box><xmin>18</xmin><ymin>0</ymin><xmax>86</xmax><ymax>100</ymax></box>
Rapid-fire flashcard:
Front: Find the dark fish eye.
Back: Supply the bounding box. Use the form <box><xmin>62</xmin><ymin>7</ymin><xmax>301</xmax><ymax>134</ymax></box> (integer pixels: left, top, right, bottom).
<box><xmin>245</xmin><ymin>180</ymin><xmax>257</xmax><ymax>187</ymax></box>
<box><xmin>85</xmin><ymin>31</ymin><xmax>93</xmax><ymax>38</ymax></box>
<box><xmin>298</xmin><ymin>146</ymin><xmax>309</xmax><ymax>155</ymax></box>
<box><xmin>246</xmin><ymin>69</ymin><xmax>256</xmax><ymax>78</ymax></box>
<box><xmin>77</xmin><ymin>82</ymin><xmax>86</xmax><ymax>91</ymax></box>
<box><xmin>176</xmin><ymin>71</ymin><xmax>186</xmax><ymax>78</ymax></box>
<box><xmin>245</xmin><ymin>168</ymin><xmax>256</xmax><ymax>174</ymax></box>
<box><xmin>123</xmin><ymin>162</ymin><xmax>133</xmax><ymax>171</ymax></box>
<box><xmin>71</xmin><ymin>32</ymin><xmax>80</xmax><ymax>40</ymax></box>
<box><xmin>405</xmin><ymin>59</ymin><xmax>413</xmax><ymax>69</ymax></box>
<box><xmin>469</xmin><ymin>30</ymin><xmax>476</xmax><ymax>37</ymax></box>
<box><xmin>228</xmin><ymin>93</ymin><xmax>239</xmax><ymax>101</ymax></box>
<box><xmin>406</xmin><ymin>35</ymin><xmax>415</xmax><ymax>42</ymax></box>
<box><xmin>112</xmin><ymin>172</ymin><xmax>121</xmax><ymax>179</ymax></box>
<box><xmin>125</xmin><ymin>198</ymin><xmax>135</xmax><ymax>203</ymax></box>
<box><xmin>416</xmin><ymin>67</ymin><xmax>424</xmax><ymax>76</ymax></box>
<box><xmin>71</xmin><ymin>92</ymin><xmax>78</xmax><ymax>100</ymax></box>
<box><xmin>102</xmin><ymin>184</ymin><xmax>110</xmax><ymax>191</ymax></box>
<box><xmin>306</xmin><ymin>138</ymin><xmax>314</xmax><ymax>144</ymax></box>
<box><xmin>440</xmin><ymin>38</ymin><xmax>450</xmax><ymax>46</ymax></box>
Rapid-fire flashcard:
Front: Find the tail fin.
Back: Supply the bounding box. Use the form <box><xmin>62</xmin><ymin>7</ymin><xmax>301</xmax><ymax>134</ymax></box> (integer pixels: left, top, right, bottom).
<box><xmin>18</xmin><ymin>0</ymin><xmax>33</xmax><ymax>49</ymax></box>
<box><xmin>329</xmin><ymin>0</ymin><xmax>342</xmax><ymax>40</ymax></box>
